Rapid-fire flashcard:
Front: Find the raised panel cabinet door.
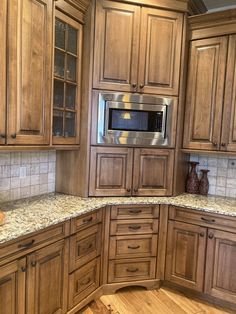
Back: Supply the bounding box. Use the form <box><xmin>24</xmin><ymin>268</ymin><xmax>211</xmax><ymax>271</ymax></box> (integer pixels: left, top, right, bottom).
<box><xmin>0</xmin><ymin>0</ymin><xmax>7</xmax><ymax>144</ymax></box>
<box><xmin>93</xmin><ymin>0</ymin><xmax>140</xmax><ymax>92</ymax></box>
<box><xmin>26</xmin><ymin>240</ymin><xmax>68</xmax><ymax>314</ymax></box>
<box><xmin>205</xmin><ymin>229</ymin><xmax>236</xmax><ymax>303</ymax></box>
<box><xmin>7</xmin><ymin>0</ymin><xmax>52</xmax><ymax>145</ymax></box>
<box><xmin>133</xmin><ymin>149</ymin><xmax>174</xmax><ymax>196</ymax></box>
<box><xmin>138</xmin><ymin>8</ymin><xmax>183</xmax><ymax>95</ymax></box>
<box><xmin>165</xmin><ymin>221</ymin><xmax>207</xmax><ymax>292</ymax></box>
<box><xmin>221</xmin><ymin>35</ymin><xmax>236</xmax><ymax>152</ymax></box>
<box><xmin>89</xmin><ymin>147</ymin><xmax>133</xmax><ymax>196</ymax></box>
<box><xmin>0</xmin><ymin>258</ymin><xmax>26</xmax><ymax>314</ymax></box>
<box><xmin>183</xmin><ymin>36</ymin><xmax>228</xmax><ymax>151</ymax></box>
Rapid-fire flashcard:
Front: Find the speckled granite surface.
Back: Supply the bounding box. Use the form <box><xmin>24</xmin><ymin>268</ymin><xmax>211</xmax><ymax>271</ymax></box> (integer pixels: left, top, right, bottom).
<box><xmin>0</xmin><ymin>193</ymin><xmax>236</xmax><ymax>244</ymax></box>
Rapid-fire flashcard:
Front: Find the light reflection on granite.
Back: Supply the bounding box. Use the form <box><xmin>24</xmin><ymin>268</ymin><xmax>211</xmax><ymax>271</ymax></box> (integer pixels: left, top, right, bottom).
<box><xmin>0</xmin><ymin>193</ymin><xmax>236</xmax><ymax>244</ymax></box>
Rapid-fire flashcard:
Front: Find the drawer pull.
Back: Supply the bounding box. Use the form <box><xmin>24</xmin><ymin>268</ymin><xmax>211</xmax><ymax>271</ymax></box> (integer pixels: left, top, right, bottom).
<box><xmin>18</xmin><ymin>239</ymin><xmax>35</xmax><ymax>249</ymax></box>
<box><xmin>126</xmin><ymin>268</ymin><xmax>139</xmax><ymax>273</ymax></box>
<box><xmin>128</xmin><ymin>245</ymin><xmax>140</xmax><ymax>250</ymax></box>
<box><xmin>129</xmin><ymin>209</ymin><xmax>142</xmax><ymax>214</ymax></box>
<box><xmin>82</xmin><ymin>216</ymin><xmax>93</xmax><ymax>223</ymax></box>
<box><xmin>201</xmin><ymin>217</ymin><xmax>215</xmax><ymax>224</ymax></box>
<box><xmin>129</xmin><ymin>225</ymin><xmax>141</xmax><ymax>230</ymax></box>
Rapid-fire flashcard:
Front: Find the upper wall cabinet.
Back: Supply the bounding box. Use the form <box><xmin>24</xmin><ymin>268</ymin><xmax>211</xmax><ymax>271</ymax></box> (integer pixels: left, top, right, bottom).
<box><xmin>7</xmin><ymin>0</ymin><xmax>53</xmax><ymax>145</ymax></box>
<box><xmin>93</xmin><ymin>0</ymin><xmax>183</xmax><ymax>96</ymax></box>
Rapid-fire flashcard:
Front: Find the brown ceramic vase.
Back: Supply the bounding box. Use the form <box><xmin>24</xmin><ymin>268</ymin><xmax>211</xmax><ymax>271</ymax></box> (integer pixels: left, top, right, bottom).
<box><xmin>199</xmin><ymin>169</ymin><xmax>210</xmax><ymax>195</ymax></box>
<box><xmin>186</xmin><ymin>161</ymin><xmax>199</xmax><ymax>194</ymax></box>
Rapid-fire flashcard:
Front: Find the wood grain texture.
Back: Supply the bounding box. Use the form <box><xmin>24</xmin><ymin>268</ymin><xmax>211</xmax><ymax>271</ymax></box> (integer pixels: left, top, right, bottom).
<box><xmin>0</xmin><ymin>0</ymin><xmax>6</xmax><ymax>145</ymax></box>
<box><xmin>79</xmin><ymin>287</ymin><xmax>232</xmax><ymax>314</ymax></box>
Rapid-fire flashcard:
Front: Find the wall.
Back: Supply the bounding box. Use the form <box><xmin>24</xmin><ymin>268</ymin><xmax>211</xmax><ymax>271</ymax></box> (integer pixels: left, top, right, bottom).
<box><xmin>0</xmin><ymin>151</ymin><xmax>56</xmax><ymax>202</ymax></box>
<box><xmin>190</xmin><ymin>154</ymin><xmax>236</xmax><ymax>197</ymax></box>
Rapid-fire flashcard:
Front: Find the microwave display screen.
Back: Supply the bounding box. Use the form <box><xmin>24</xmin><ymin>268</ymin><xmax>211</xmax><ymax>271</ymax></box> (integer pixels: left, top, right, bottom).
<box><xmin>108</xmin><ymin>109</ymin><xmax>164</xmax><ymax>133</ymax></box>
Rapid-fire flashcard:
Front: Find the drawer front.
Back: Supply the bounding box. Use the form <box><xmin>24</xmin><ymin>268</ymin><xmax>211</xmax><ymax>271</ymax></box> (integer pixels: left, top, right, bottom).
<box><xmin>108</xmin><ymin>258</ymin><xmax>156</xmax><ymax>283</ymax></box>
<box><xmin>70</xmin><ymin>224</ymin><xmax>101</xmax><ymax>272</ymax></box>
<box><xmin>111</xmin><ymin>205</ymin><xmax>159</xmax><ymax>220</ymax></box>
<box><xmin>0</xmin><ymin>221</ymin><xmax>69</xmax><ymax>261</ymax></box>
<box><xmin>169</xmin><ymin>206</ymin><xmax>236</xmax><ymax>231</ymax></box>
<box><xmin>68</xmin><ymin>257</ymin><xmax>100</xmax><ymax>309</ymax></box>
<box><xmin>71</xmin><ymin>209</ymin><xmax>103</xmax><ymax>234</ymax></box>
<box><xmin>109</xmin><ymin>235</ymin><xmax>158</xmax><ymax>259</ymax></box>
<box><xmin>110</xmin><ymin>219</ymin><xmax>159</xmax><ymax>235</ymax></box>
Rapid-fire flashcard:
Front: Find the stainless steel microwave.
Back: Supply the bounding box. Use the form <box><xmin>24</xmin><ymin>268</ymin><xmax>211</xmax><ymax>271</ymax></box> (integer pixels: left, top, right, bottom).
<box><xmin>94</xmin><ymin>92</ymin><xmax>177</xmax><ymax>147</ymax></box>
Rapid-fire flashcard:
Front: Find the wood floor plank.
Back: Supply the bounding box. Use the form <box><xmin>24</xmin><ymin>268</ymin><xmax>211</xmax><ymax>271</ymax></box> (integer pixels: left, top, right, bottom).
<box><xmin>79</xmin><ymin>287</ymin><xmax>232</xmax><ymax>314</ymax></box>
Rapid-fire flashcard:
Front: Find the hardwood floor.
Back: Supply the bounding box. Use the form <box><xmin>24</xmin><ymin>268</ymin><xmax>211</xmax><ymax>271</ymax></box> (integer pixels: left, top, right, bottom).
<box><xmin>79</xmin><ymin>287</ymin><xmax>233</xmax><ymax>314</ymax></box>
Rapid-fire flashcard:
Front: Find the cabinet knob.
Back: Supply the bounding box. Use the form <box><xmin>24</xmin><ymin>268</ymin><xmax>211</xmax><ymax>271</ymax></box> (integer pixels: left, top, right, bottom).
<box><xmin>11</xmin><ymin>133</ymin><xmax>17</xmax><ymax>139</ymax></box>
<box><xmin>139</xmin><ymin>84</ymin><xmax>144</xmax><ymax>89</ymax></box>
<box><xmin>208</xmin><ymin>233</ymin><xmax>214</xmax><ymax>239</ymax></box>
<box><xmin>199</xmin><ymin>232</ymin><xmax>205</xmax><ymax>237</ymax></box>
<box><xmin>213</xmin><ymin>142</ymin><xmax>217</xmax><ymax>147</ymax></box>
<box><xmin>221</xmin><ymin>143</ymin><xmax>226</xmax><ymax>147</ymax></box>
<box><xmin>133</xmin><ymin>188</ymin><xmax>138</xmax><ymax>193</ymax></box>
<box><xmin>21</xmin><ymin>266</ymin><xmax>27</xmax><ymax>272</ymax></box>
<box><xmin>126</xmin><ymin>188</ymin><xmax>131</xmax><ymax>192</ymax></box>
<box><xmin>31</xmin><ymin>261</ymin><xmax>37</xmax><ymax>267</ymax></box>
<box><xmin>132</xmin><ymin>83</ymin><xmax>137</xmax><ymax>89</ymax></box>
<box><xmin>0</xmin><ymin>134</ymin><xmax>6</xmax><ymax>139</ymax></box>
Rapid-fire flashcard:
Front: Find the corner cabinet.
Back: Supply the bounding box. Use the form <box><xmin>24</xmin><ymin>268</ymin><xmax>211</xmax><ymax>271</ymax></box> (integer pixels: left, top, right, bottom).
<box><xmin>7</xmin><ymin>0</ymin><xmax>52</xmax><ymax>145</ymax></box>
<box><xmin>52</xmin><ymin>10</ymin><xmax>82</xmax><ymax>145</ymax></box>
<box><xmin>89</xmin><ymin>147</ymin><xmax>174</xmax><ymax>196</ymax></box>
<box><xmin>93</xmin><ymin>0</ymin><xmax>183</xmax><ymax>96</ymax></box>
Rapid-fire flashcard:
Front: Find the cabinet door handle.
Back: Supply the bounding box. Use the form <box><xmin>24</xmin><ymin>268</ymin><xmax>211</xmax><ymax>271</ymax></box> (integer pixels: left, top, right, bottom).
<box><xmin>18</xmin><ymin>239</ymin><xmax>35</xmax><ymax>249</ymax></box>
<box><xmin>126</xmin><ymin>268</ymin><xmax>139</xmax><ymax>273</ymax></box>
<box><xmin>31</xmin><ymin>261</ymin><xmax>37</xmax><ymax>267</ymax></box>
<box><xmin>201</xmin><ymin>217</ymin><xmax>215</xmax><ymax>224</ymax></box>
<box><xmin>128</xmin><ymin>245</ymin><xmax>140</xmax><ymax>249</ymax></box>
<box><xmin>139</xmin><ymin>84</ymin><xmax>144</xmax><ymax>89</ymax></box>
<box><xmin>129</xmin><ymin>209</ymin><xmax>142</xmax><ymax>214</ymax></box>
<box><xmin>199</xmin><ymin>232</ymin><xmax>205</xmax><ymax>237</ymax></box>
<box><xmin>126</xmin><ymin>188</ymin><xmax>131</xmax><ymax>192</ymax></box>
<box><xmin>0</xmin><ymin>134</ymin><xmax>6</xmax><ymax>139</ymax></box>
<box><xmin>133</xmin><ymin>188</ymin><xmax>138</xmax><ymax>193</ymax></box>
<box><xmin>212</xmin><ymin>142</ymin><xmax>218</xmax><ymax>147</ymax></box>
<box><xmin>221</xmin><ymin>143</ymin><xmax>226</xmax><ymax>147</ymax></box>
<box><xmin>208</xmin><ymin>233</ymin><xmax>214</xmax><ymax>239</ymax></box>
<box><xmin>82</xmin><ymin>216</ymin><xmax>93</xmax><ymax>223</ymax></box>
<box><xmin>11</xmin><ymin>133</ymin><xmax>17</xmax><ymax>139</ymax></box>
<box><xmin>132</xmin><ymin>83</ymin><xmax>137</xmax><ymax>89</ymax></box>
<box><xmin>129</xmin><ymin>225</ymin><xmax>141</xmax><ymax>230</ymax></box>
<box><xmin>21</xmin><ymin>266</ymin><xmax>27</xmax><ymax>272</ymax></box>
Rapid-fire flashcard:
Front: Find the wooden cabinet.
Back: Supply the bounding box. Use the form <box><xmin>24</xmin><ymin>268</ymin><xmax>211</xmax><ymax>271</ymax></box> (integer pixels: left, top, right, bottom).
<box><xmin>165</xmin><ymin>220</ymin><xmax>206</xmax><ymax>291</ymax></box>
<box><xmin>205</xmin><ymin>229</ymin><xmax>236</xmax><ymax>304</ymax></box>
<box><xmin>93</xmin><ymin>0</ymin><xmax>183</xmax><ymax>96</ymax></box>
<box><xmin>52</xmin><ymin>9</ymin><xmax>82</xmax><ymax>145</ymax></box>
<box><xmin>26</xmin><ymin>240</ymin><xmax>68</xmax><ymax>314</ymax></box>
<box><xmin>0</xmin><ymin>0</ymin><xmax>6</xmax><ymax>144</ymax></box>
<box><xmin>166</xmin><ymin>206</ymin><xmax>236</xmax><ymax>305</ymax></box>
<box><xmin>7</xmin><ymin>0</ymin><xmax>52</xmax><ymax>145</ymax></box>
<box><xmin>0</xmin><ymin>258</ymin><xmax>26</xmax><ymax>314</ymax></box>
<box><xmin>89</xmin><ymin>147</ymin><xmax>174</xmax><ymax>196</ymax></box>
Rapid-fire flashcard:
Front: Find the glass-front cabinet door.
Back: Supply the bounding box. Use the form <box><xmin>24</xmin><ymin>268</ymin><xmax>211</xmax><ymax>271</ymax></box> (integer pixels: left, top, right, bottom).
<box><xmin>53</xmin><ymin>10</ymin><xmax>82</xmax><ymax>145</ymax></box>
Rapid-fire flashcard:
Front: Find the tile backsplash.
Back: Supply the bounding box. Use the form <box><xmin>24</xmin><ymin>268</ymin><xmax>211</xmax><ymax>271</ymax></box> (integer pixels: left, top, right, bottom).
<box><xmin>190</xmin><ymin>154</ymin><xmax>236</xmax><ymax>198</ymax></box>
<box><xmin>0</xmin><ymin>151</ymin><xmax>56</xmax><ymax>202</ymax></box>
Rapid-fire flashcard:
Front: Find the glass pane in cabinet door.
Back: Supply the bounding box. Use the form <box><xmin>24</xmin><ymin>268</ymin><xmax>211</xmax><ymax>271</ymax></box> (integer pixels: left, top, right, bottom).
<box><xmin>53</xmin><ymin>110</ymin><xmax>64</xmax><ymax>137</ymax></box>
<box><xmin>54</xmin><ymin>50</ymin><xmax>65</xmax><ymax>78</ymax></box>
<box><xmin>55</xmin><ymin>19</ymin><xmax>66</xmax><ymax>49</ymax></box>
<box><xmin>68</xmin><ymin>26</ymin><xmax>77</xmax><ymax>55</ymax></box>
<box><xmin>65</xmin><ymin>84</ymin><xmax>76</xmax><ymax>109</ymax></box>
<box><xmin>54</xmin><ymin>80</ymin><xmax>64</xmax><ymax>108</ymax></box>
<box><xmin>65</xmin><ymin>112</ymin><xmax>76</xmax><ymax>137</ymax></box>
<box><xmin>66</xmin><ymin>55</ymin><xmax>77</xmax><ymax>82</ymax></box>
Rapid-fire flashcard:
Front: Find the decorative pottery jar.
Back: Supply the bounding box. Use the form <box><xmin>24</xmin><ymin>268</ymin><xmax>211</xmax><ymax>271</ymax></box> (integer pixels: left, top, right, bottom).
<box><xmin>186</xmin><ymin>161</ymin><xmax>199</xmax><ymax>194</ymax></box>
<box><xmin>199</xmin><ymin>169</ymin><xmax>210</xmax><ymax>195</ymax></box>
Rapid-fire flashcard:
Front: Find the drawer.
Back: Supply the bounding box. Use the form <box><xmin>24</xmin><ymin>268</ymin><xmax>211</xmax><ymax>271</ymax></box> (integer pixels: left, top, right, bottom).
<box><xmin>110</xmin><ymin>219</ymin><xmax>159</xmax><ymax>235</ymax></box>
<box><xmin>71</xmin><ymin>209</ymin><xmax>103</xmax><ymax>234</ymax></box>
<box><xmin>111</xmin><ymin>205</ymin><xmax>159</xmax><ymax>220</ymax></box>
<box><xmin>109</xmin><ymin>234</ymin><xmax>158</xmax><ymax>259</ymax></box>
<box><xmin>169</xmin><ymin>206</ymin><xmax>236</xmax><ymax>232</ymax></box>
<box><xmin>0</xmin><ymin>221</ymin><xmax>69</xmax><ymax>261</ymax></box>
<box><xmin>68</xmin><ymin>257</ymin><xmax>100</xmax><ymax>309</ymax></box>
<box><xmin>108</xmin><ymin>258</ymin><xmax>156</xmax><ymax>283</ymax></box>
<box><xmin>69</xmin><ymin>224</ymin><xmax>101</xmax><ymax>272</ymax></box>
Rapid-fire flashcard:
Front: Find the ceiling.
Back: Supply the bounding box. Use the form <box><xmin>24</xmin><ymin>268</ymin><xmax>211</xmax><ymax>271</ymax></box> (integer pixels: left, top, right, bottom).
<box><xmin>203</xmin><ymin>0</ymin><xmax>236</xmax><ymax>11</ymax></box>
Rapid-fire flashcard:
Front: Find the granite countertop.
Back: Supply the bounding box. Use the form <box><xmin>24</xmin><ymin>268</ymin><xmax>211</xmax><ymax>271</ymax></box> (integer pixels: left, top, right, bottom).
<box><xmin>0</xmin><ymin>193</ymin><xmax>236</xmax><ymax>245</ymax></box>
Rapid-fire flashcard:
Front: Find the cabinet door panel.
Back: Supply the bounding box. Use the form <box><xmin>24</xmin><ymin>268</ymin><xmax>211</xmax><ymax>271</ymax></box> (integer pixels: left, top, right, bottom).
<box><xmin>165</xmin><ymin>221</ymin><xmax>206</xmax><ymax>291</ymax></box>
<box><xmin>0</xmin><ymin>0</ymin><xmax>6</xmax><ymax>144</ymax></box>
<box><xmin>7</xmin><ymin>0</ymin><xmax>52</xmax><ymax>145</ymax></box>
<box><xmin>183</xmin><ymin>37</ymin><xmax>228</xmax><ymax>150</ymax></box>
<box><xmin>93</xmin><ymin>0</ymin><xmax>140</xmax><ymax>92</ymax></box>
<box><xmin>222</xmin><ymin>35</ymin><xmax>236</xmax><ymax>152</ymax></box>
<box><xmin>0</xmin><ymin>258</ymin><xmax>26</xmax><ymax>314</ymax></box>
<box><xmin>138</xmin><ymin>8</ymin><xmax>183</xmax><ymax>95</ymax></box>
<box><xmin>27</xmin><ymin>240</ymin><xmax>68</xmax><ymax>314</ymax></box>
<box><xmin>133</xmin><ymin>149</ymin><xmax>174</xmax><ymax>196</ymax></box>
<box><xmin>205</xmin><ymin>229</ymin><xmax>236</xmax><ymax>303</ymax></box>
<box><xmin>89</xmin><ymin>147</ymin><xmax>133</xmax><ymax>196</ymax></box>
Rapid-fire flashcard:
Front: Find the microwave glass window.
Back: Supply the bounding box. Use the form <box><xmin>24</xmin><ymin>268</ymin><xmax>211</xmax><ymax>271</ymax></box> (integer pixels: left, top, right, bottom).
<box><xmin>108</xmin><ymin>109</ymin><xmax>164</xmax><ymax>133</ymax></box>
